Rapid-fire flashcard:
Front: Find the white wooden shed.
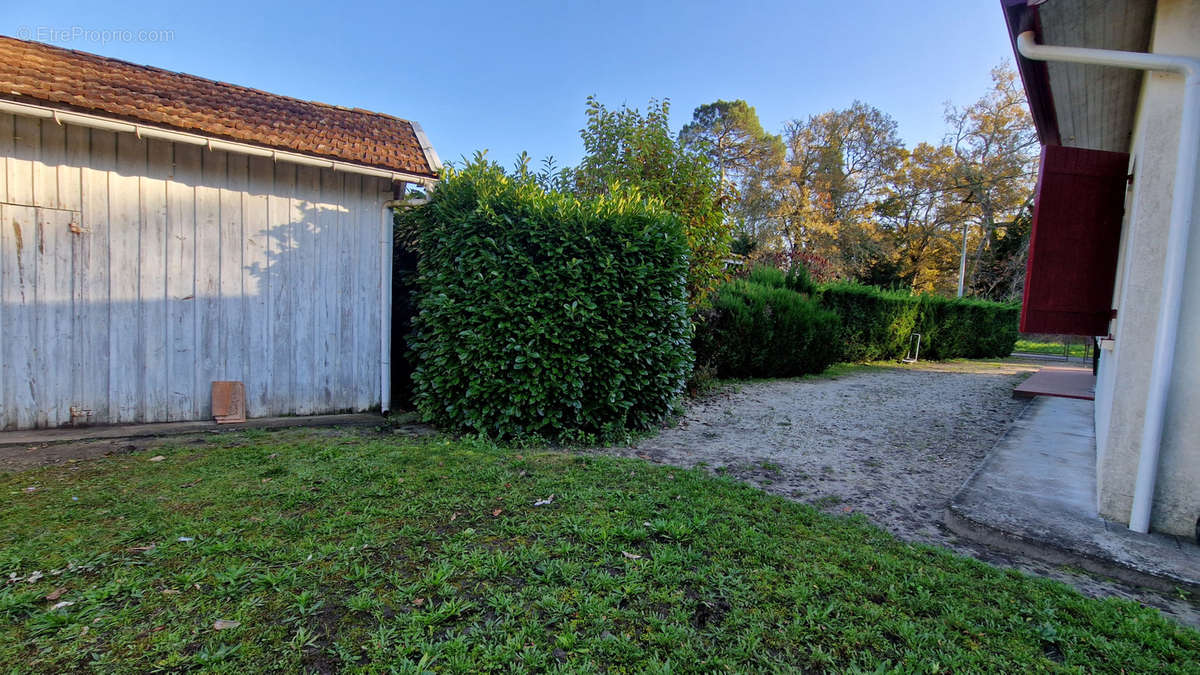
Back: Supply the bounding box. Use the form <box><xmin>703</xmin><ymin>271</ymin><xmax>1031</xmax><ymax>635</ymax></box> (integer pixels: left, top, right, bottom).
<box><xmin>0</xmin><ymin>37</ymin><xmax>440</xmax><ymax>430</ymax></box>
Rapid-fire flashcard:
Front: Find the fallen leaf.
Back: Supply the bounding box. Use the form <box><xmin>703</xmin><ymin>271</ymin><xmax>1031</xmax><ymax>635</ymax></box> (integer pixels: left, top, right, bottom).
<box><xmin>50</xmin><ymin>601</ymin><xmax>74</xmax><ymax>611</ymax></box>
<box><xmin>44</xmin><ymin>587</ymin><xmax>67</xmax><ymax>601</ymax></box>
<box><xmin>533</xmin><ymin>495</ymin><xmax>555</xmax><ymax>507</ymax></box>
<box><xmin>27</xmin><ymin>571</ymin><xmax>43</xmax><ymax>583</ymax></box>
<box><xmin>450</xmin><ymin>512</ymin><xmax>459</xmax><ymax>522</ymax></box>
<box><xmin>213</xmin><ymin>619</ymin><xmax>240</xmax><ymax>630</ymax></box>
<box><xmin>267</xmin><ymin>453</ymin><xmax>279</xmax><ymax>459</ymax></box>
<box><xmin>491</xmin><ymin>508</ymin><xmax>503</xmax><ymax>517</ymax></box>
<box><xmin>161</xmin><ymin>589</ymin><xmax>181</xmax><ymax>595</ymax></box>
<box><xmin>413</xmin><ymin>597</ymin><xmax>425</xmax><ymax>606</ymax></box>
<box><xmin>621</xmin><ymin>551</ymin><xmax>642</xmax><ymax>560</ymax></box>
<box><xmin>261</xmin><ymin>478</ymin><xmax>272</xmax><ymax>483</ymax></box>
<box><xmin>127</xmin><ymin>544</ymin><xmax>156</xmax><ymax>553</ymax></box>
<box><xmin>181</xmin><ymin>479</ymin><xmax>202</xmax><ymax>488</ymax></box>
<box><xmin>148</xmin><ymin>456</ymin><xmax>165</xmax><ymax>462</ymax></box>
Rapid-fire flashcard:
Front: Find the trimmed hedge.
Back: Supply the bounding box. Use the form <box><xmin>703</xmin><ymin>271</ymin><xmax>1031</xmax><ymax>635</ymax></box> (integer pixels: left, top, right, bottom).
<box><xmin>817</xmin><ymin>282</ymin><xmax>1019</xmax><ymax>361</ymax></box>
<box><xmin>406</xmin><ymin>159</ymin><xmax>692</xmax><ymax>440</ymax></box>
<box><xmin>694</xmin><ymin>278</ymin><xmax>841</xmax><ymax>379</ymax></box>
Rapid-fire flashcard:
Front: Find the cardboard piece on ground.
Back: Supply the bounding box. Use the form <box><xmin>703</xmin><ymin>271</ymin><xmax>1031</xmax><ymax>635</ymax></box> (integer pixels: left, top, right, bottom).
<box><xmin>211</xmin><ymin>381</ymin><xmax>247</xmax><ymax>424</ymax></box>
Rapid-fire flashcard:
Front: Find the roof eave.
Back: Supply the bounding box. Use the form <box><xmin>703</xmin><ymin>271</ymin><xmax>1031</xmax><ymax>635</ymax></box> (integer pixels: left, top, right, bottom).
<box><xmin>1000</xmin><ymin>0</ymin><xmax>1062</xmax><ymax>147</ymax></box>
<box><xmin>0</xmin><ymin>96</ymin><xmax>439</xmax><ymax>186</ymax></box>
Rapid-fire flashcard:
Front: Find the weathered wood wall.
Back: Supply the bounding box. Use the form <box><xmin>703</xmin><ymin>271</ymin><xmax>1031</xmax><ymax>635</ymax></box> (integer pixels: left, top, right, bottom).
<box><xmin>0</xmin><ymin>114</ymin><xmax>390</xmax><ymax>429</ymax></box>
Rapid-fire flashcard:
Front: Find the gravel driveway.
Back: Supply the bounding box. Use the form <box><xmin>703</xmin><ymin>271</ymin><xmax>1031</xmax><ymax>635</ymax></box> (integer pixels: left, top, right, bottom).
<box><xmin>600</xmin><ymin>359</ymin><xmax>1200</xmax><ymax>627</ymax></box>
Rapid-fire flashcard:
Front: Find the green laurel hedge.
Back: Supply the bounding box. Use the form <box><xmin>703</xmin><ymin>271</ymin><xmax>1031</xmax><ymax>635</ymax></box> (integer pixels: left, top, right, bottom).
<box><xmin>405</xmin><ymin>159</ymin><xmax>692</xmax><ymax>440</ymax></box>
<box><xmin>694</xmin><ymin>276</ymin><xmax>841</xmax><ymax>379</ymax></box>
<box><xmin>817</xmin><ymin>282</ymin><xmax>1019</xmax><ymax>361</ymax></box>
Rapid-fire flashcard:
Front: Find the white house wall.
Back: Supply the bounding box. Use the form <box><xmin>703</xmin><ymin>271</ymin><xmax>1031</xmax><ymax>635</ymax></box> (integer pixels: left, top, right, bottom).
<box><xmin>0</xmin><ymin>113</ymin><xmax>389</xmax><ymax>429</ymax></box>
<box><xmin>1095</xmin><ymin>0</ymin><xmax>1200</xmax><ymax>538</ymax></box>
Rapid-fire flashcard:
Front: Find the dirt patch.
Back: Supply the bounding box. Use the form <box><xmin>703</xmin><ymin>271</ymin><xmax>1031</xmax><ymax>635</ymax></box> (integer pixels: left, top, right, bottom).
<box><xmin>598</xmin><ymin>359</ymin><xmax>1200</xmax><ymax>628</ymax></box>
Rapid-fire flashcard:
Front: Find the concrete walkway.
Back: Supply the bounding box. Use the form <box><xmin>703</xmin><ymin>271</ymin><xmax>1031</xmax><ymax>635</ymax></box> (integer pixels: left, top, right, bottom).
<box><xmin>946</xmin><ymin>396</ymin><xmax>1200</xmax><ymax>594</ymax></box>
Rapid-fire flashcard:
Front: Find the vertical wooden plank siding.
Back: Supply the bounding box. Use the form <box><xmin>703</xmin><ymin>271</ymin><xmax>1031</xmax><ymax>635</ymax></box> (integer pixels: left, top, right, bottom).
<box><xmin>140</xmin><ymin>139</ymin><xmax>171</xmax><ymax>421</ymax></box>
<box><xmin>292</xmin><ymin>165</ymin><xmax>319</xmax><ymax>415</ymax></box>
<box><xmin>0</xmin><ymin>115</ymin><xmax>387</xmax><ymax>428</ymax></box>
<box><xmin>166</xmin><ymin>143</ymin><xmax>199</xmax><ymax>421</ymax></box>
<box><xmin>267</xmin><ymin>162</ymin><xmax>295</xmax><ymax>413</ymax></box>
<box><xmin>195</xmin><ymin>149</ymin><xmax>225</xmax><ymax>418</ymax></box>
<box><xmin>316</xmin><ymin>169</ymin><xmax>339</xmax><ymax>409</ymax></box>
<box><xmin>0</xmin><ymin>113</ymin><xmax>11</xmax><ymax>203</ymax></box>
<box><xmin>362</xmin><ymin>177</ymin><xmax>383</xmax><ymax>412</ymax></box>
<box><xmin>33</xmin><ymin>121</ymin><xmax>61</xmax><ymax>208</ymax></box>
<box><xmin>244</xmin><ymin>156</ymin><xmax>272</xmax><ymax>416</ymax></box>
<box><xmin>109</xmin><ymin>132</ymin><xmax>145</xmax><ymax>422</ymax></box>
<box><xmin>0</xmin><ymin>116</ymin><xmax>8</xmax><ymax>425</ymax></box>
<box><xmin>337</xmin><ymin>174</ymin><xmax>358</xmax><ymax>411</ymax></box>
<box><xmin>4</xmin><ymin>205</ymin><xmax>38</xmax><ymax>428</ymax></box>
<box><xmin>221</xmin><ymin>155</ymin><xmax>247</xmax><ymax>389</ymax></box>
<box><xmin>9</xmin><ymin>116</ymin><xmax>36</xmax><ymax>212</ymax></box>
<box><xmin>41</xmin><ymin>208</ymin><xmax>75</xmax><ymax>426</ymax></box>
<box><xmin>81</xmin><ymin>129</ymin><xmax>113</xmax><ymax>423</ymax></box>
<box><xmin>65</xmin><ymin>126</ymin><xmax>88</xmax><ymax>423</ymax></box>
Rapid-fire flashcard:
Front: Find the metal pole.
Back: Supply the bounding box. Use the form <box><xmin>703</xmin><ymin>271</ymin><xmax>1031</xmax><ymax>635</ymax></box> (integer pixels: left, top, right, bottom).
<box><xmin>956</xmin><ymin>221</ymin><xmax>968</xmax><ymax>297</ymax></box>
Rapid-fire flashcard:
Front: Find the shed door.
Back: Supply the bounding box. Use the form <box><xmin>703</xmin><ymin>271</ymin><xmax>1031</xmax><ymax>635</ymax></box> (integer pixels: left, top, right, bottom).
<box><xmin>1020</xmin><ymin>145</ymin><xmax>1129</xmax><ymax>336</ymax></box>
<box><xmin>1</xmin><ymin>205</ymin><xmax>83</xmax><ymax>429</ymax></box>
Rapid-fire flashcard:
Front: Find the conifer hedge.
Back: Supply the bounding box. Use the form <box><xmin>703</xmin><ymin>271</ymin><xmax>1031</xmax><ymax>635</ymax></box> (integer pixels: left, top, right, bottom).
<box><xmin>817</xmin><ymin>282</ymin><xmax>1019</xmax><ymax>361</ymax></box>
<box><xmin>405</xmin><ymin>159</ymin><xmax>692</xmax><ymax>440</ymax></box>
<box><xmin>694</xmin><ymin>267</ymin><xmax>1019</xmax><ymax>379</ymax></box>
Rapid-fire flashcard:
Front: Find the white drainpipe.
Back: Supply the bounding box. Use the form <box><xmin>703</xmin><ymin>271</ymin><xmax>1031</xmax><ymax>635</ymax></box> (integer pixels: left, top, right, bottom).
<box><xmin>1016</xmin><ymin>31</ymin><xmax>1200</xmax><ymax>533</ymax></box>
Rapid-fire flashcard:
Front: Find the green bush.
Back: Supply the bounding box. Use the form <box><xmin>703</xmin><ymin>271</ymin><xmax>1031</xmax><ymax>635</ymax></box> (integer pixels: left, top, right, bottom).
<box><xmin>405</xmin><ymin>158</ymin><xmax>692</xmax><ymax>440</ymax></box>
<box><xmin>744</xmin><ymin>264</ymin><xmax>817</xmax><ymax>296</ymax></box>
<box><xmin>817</xmin><ymin>282</ymin><xmax>1019</xmax><ymax>361</ymax></box>
<box><xmin>694</xmin><ymin>280</ymin><xmax>841</xmax><ymax>379</ymax></box>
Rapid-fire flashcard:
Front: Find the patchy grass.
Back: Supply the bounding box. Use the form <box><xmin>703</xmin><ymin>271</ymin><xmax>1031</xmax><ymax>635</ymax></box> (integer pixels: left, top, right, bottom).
<box><xmin>1015</xmin><ymin>339</ymin><xmax>1091</xmax><ymax>358</ymax></box>
<box><xmin>1</xmin><ymin>430</ymin><xmax>1197</xmax><ymax>672</ymax></box>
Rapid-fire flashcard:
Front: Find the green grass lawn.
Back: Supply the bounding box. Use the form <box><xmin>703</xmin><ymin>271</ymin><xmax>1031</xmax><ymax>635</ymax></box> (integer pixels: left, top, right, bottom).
<box><xmin>1015</xmin><ymin>339</ymin><xmax>1092</xmax><ymax>358</ymax></box>
<box><xmin>2</xmin><ymin>430</ymin><xmax>1197</xmax><ymax>672</ymax></box>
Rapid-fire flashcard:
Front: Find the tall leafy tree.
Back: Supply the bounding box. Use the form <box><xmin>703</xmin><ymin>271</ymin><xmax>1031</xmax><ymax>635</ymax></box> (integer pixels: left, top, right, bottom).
<box><xmin>876</xmin><ymin>143</ymin><xmax>965</xmax><ymax>294</ymax></box>
<box><xmin>569</xmin><ymin>97</ymin><xmax>729</xmax><ymax>305</ymax></box>
<box><xmin>944</xmin><ymin>65</ymin><xmax>1039</xmax><ymax>295</ymax></box>
<box><xmin>679</xmin><ymin>99</ymin><xmax>785</xmax><ymax>201</ymax></box>
<box><xmin>775</xmin><ymin>101</ymin><xmax>905</xmax><ymax>281</ymax></box>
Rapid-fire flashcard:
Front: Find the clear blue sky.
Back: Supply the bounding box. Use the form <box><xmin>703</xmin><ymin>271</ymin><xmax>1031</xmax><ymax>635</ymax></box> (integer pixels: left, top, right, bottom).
<box><xmin>2</xmin><ymin>0</ymin><xmax>1016</xmax><ymax>169</ymax></box>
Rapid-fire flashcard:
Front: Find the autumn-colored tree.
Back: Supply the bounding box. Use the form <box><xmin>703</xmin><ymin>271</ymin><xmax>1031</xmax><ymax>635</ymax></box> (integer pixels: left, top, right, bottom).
<box><xmin>875</xmin><ymin>143</ymin><xmax>966</xmax><ymax>294</ymax></box>
<box><xmin>568</xmin><ymin>97</ymin><xmax>729</xmax><ymax>305</ymax></box>
<box><xmin>774</xmin><ymin>101</ymin><xmax>905</xmax><ymax>281</ymax></box>
<box><xmin>944</xmin><ymin>65</ymin><xmax>1039</xmax><ymax>295</ymax></box>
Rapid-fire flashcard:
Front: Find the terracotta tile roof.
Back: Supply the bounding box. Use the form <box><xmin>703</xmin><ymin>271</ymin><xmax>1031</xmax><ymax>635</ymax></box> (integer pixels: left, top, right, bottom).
<box><xmin>0</xmin><ymin>36</ymin><xmax>437</xmax><ymax>178</ymax></box>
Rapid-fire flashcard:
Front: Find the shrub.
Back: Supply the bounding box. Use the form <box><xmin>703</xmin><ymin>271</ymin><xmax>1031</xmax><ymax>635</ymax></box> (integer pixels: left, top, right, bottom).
<box><xmin>568</xmin><ymin>97</ymin><xmax>730</xmax><ymax>306</ymax></box>
<box><xmin>405</xmin><ymin>158</ymin><xmax>692</xmax><ymax>441</ymax></box>
<box><xmin>817</xmin><ymin>283</ymin><xmax>1019</xmax><ymax>361</ymax></box>
<box><xmin>744</xmin><ymin>264</ymin><xmax>817</xmax><ymax>296</ymax></box>
<box><xmin>694</xmin><ymin>280</ymin><xmax>841</xmax><ymax>379</ymax></box>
